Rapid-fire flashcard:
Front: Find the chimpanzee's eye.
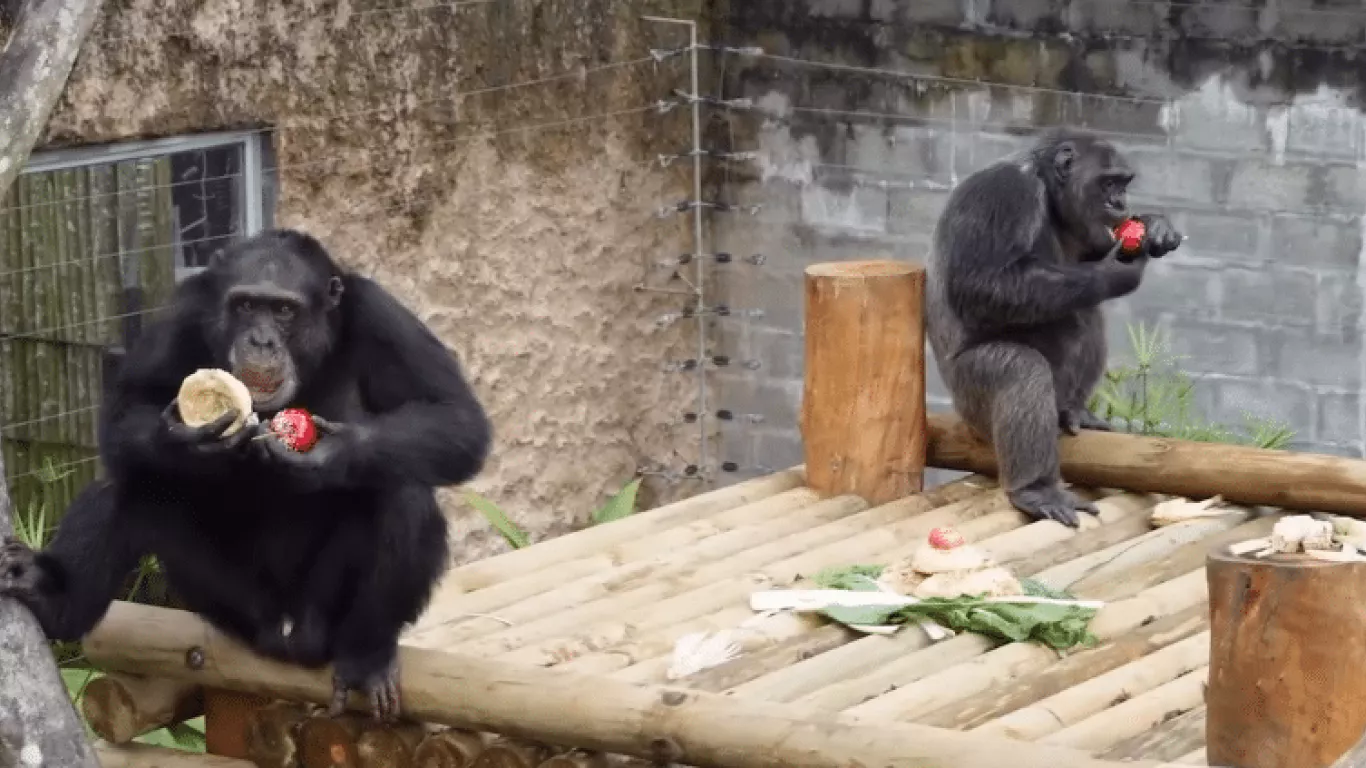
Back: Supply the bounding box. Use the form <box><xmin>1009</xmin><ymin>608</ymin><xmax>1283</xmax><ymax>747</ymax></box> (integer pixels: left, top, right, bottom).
<box><xmin>277</xmin><ymin>304</ymin><xmax>295</xmax><ymax>321</ymax></box>
<box><xmin>237</xmin><ymin>299</ymin><xmax>253</xmax><ymax>314</ymax></box>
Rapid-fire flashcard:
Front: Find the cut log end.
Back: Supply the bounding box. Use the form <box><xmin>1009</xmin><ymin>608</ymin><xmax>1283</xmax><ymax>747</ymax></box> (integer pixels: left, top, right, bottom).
<box><xmin>83</xmin><ymin>673</ymin><xmax>204</xmax><ymax>745</ymax></box>
<box><xmin>414</xmin><ymin>728</ymin><xmax>486</xmax><ymax>768</ymax></box>
<box><xmin>1207</xmin><ymin>547</ymin><xmax>1366</xmax><ymax>768</ymax></box>
<box><xmin>244</xmin><ymin>701</ymin><xmax>311</xmax><ymax>768</ymax></box>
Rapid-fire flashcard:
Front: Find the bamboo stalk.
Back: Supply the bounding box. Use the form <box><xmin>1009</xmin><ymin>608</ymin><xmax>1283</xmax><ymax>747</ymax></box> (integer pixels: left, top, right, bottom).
<box><xmin>1039</xmin><ymin>667</ymin><xmax>1208</xmax><ymax>752</ymax></box>
<box><xmin>419</xmin><ymin>468</ymin><xmax>807</xmax><ymax>610</ymax></box>
<box><xmin>407</xmin><ymin>490</ymin><xmax>864</xmax><ymax>649</ymax></box>
<box><xmin>927</xmin><ymin>410</ymin><xmax>1366</xmax><ymax>517</ymax></box>
<box><xmin>801</xmin><ymin>260</ymin><xmax>927</xmax><ymax>503</ymax></box>
<box><xmin>976</xmin><ymin>631</ymin><xmax>1210</xmax><ymax>742</ymax></box>
<box><xmin>1101</xmin><ymin>706</ymin><xmax>1207</xmax><ymax>762</ymax></box>
<box><xmin>81</xmin><ymin>601</ymin><xmax>1172</xmax><ymax>768</ymax></box>
<box><xmin>832</xmin><ymin>569</ymin><xmax>1209</xmax><ymax>721</ymax></box>
<box><xmin>413</xmin><ymin>729</ymin><xmax>486</xmax><ymax>768</ymax></box>
<box><xmin>82</xmin><ymin>672</ymin><xmax>204</xmax><ymax>745</ymax></box>
<box><xmin>729</xmin><ymin>493</ymin><xmax>1161</xmax><ymax>705</ymax></box>
<box><xmin>94</xmin><ymin>743</ymin><xmax>255</xmax><ymax>767</ymax></box>
<box><xmin>487</xmin><ymin>491</ymin><xmax>1019</xmax><ymax>667</ymax></box>
<box><xmin>244</xmin><ymin>701</ymin><xmax>311</xmax><ymax>768</ymax></box>
<box><xmin>919</xmin><ymin>604</ymin><xmax>1208</xmax><ymax>730</ymax></box>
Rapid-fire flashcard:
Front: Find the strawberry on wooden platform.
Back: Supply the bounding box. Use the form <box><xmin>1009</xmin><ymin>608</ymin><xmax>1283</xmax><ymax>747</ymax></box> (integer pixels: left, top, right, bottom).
<box><xmin>269</xmin><ymin>408</ymin><xmax>319</xmax><ymax>452</ymax></box>
<box><xmin>927</xmin><ymin>527</ymin><xmax>965</xmax><ymax>551</ymax></box>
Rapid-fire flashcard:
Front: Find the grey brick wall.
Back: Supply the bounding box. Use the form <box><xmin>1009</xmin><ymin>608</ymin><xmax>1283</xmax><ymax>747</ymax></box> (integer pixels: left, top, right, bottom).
<box><xmin>707</xmin><ymin>1</ymin><xmax>1366</xmax><ymax>487</ymax></box>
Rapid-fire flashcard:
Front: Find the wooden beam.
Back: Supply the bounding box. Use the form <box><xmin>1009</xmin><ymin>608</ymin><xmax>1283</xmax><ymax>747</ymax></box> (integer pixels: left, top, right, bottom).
<box><xmin>94</xmin><ymin>743</ymin><xmax>254</xmax><ymax>767</ymax></box>
<box><xmin>927</xmin><ymin>411</ymin><xmax>1366</xmax><ymax>516</ymax></box>
<box><xmin>83</xmin><ymin>601</ymin><xmax>1178</xmax><ymax>768</ymax></box>
<box><xmin>801</xmin><ymin>260</ymin><xmax>927</xmax><ymax>506</ymax></box>
<box><xmin>1207</xmin><ymin>547</ymin><xmax>1366</xmax><ymax>768</ymax></box>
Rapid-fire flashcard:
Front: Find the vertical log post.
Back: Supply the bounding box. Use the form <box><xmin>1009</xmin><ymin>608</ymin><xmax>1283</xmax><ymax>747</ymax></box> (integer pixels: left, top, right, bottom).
<box><xmin>1207</xmin><ymin>547</ymin><xmax>1366</xmax><ymax>768</ymax></box>
<box><xmin>800</xmin><ymin>259</ymin><xmax>927</xmax><ymax>506</ymax></box>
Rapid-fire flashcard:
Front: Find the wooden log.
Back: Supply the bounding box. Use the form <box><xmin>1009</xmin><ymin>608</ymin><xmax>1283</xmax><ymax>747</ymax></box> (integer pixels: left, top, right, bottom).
<box><xmin>94</xmin><ymin>743</ymin><xmax>255</xmax><ymax>767</ymax></box>
<box><xmin>801</xmin><ymin>259</ymin><xmax>927</xmax><ymax>505</ymax></box>
<box><xmin>729</xmin><ymin>492</ymin><xmax>1159</xmax><ymax>703</ymax></box>
<box><xmin>976</xmin><ymin>629</ymin><xmax>1209</xmax><ymax>742</ymax></box>
<box><xmin>82</xmin><ymin>673</ymin><xmax>204</xmax><ymax>745</ymax></box>
<box><xmin>1101</xmin><ymin>706</ymin><xmax>1207</xmax><ymax>762</ymax></box>
<box><xmin>1207</xmin><ymin>547</ymin><xmax>1366</xmax><ymax>768</ymax></box>
<box><xmin>299</xmin><ymin>712</ymin><xmax>364</xmax><ymax>768</ymax></box>
<box><xmin>1040</xmin><ymin>666</ymin><xmax>1207</xmax><ymax>751</ymax></box>
<box><xmin>82</xmin><ymin>601</ymin><xmax>1179</xmax><ymax>768</ymax></box>
<box><xmin>927</xmin><ymin>410</ymin><xmax>1366</xmax><ymax>517</ymax></box>
<box><xmin>410</xmin><ymin>491</ymin><xmax>866</xmax><ymax>650</ymax></box>
<box><xmin>203</xmin><ymin>689</ymin><xmax>271</xmax><ymax>759</ymax></box>
<box><xmin>417</xmin><ymin>467</ymin><xmax>806</xmax><ymax>616</ymax></box>
<box><xmin>356</xmin><ymin>722</ymin><xmax>425</xmax><ymax>768</ymax></box>
<box><xmin>1177</xmin><ymin>749</ymin><xmax>1206</xmax><ymax>766</ymax></box>
<box><xmin>921</xmin><ymin>603</ymin><xmax>1208</xmax><ymax>730</ymax></box>
<box><xmin>478</xmin><ymin>490</ymin><xmax>1013</xmax><ymax>666</ymax></box>
<box><xmin>471</xmin><ymin>736</ymin><xmax>553</xmax><ymax>768</ymax></box>
<box><xmin>414</xmin><ymin>729</ymin><xmax>485</xmax><ymax>768</ymax></box>
<box><xmin>244</xmin><ymin>701</ymin><xmax>311</xmax><ymax>768</ymax></box>
<box><xmin>538</xmin><ymin>750</ymin><xmax>609</xmax><ymax>768</ymax></box>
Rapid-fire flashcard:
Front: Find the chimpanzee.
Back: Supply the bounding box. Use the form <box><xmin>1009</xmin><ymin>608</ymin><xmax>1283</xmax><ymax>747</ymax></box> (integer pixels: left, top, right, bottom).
<box><xmin>925</xmin><ymin>130</ymin><xmax>1183</xmax><ymax>527</ymax></box>
<box><xmin>0</xmin><ymin>229</ymin><xmax>491</xmax><ymax>720</ymax></box>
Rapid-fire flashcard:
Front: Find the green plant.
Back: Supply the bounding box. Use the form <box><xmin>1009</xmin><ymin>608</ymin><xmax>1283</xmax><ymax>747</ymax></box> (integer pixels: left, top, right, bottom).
<box><xmin>1087</xmin><ymin>321</ymin><xmax>1295</xmax><ymax>450</ymax></box>
<box><xmin>11</xmin><ymin>460</ymin><xmax>206</xmax><ymax>753</ymax></box>
<box><xmin>467</xmin><ymin>476</ymin><xmax>643</xmax><ymax>550</ymax></box>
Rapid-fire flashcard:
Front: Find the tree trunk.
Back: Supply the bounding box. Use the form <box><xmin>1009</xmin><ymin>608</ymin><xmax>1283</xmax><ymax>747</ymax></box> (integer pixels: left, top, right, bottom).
<box><xmin>0</xmin><ymin>4</ymin><xmax>105</xmax><ymax>762</ymax></box>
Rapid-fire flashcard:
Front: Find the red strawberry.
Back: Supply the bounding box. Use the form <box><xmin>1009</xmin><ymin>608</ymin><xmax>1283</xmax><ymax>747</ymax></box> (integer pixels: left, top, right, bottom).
<box><xmin>1114</xmin><ymin>218</ymin><xmax>1146</xmax><ymax>255</ymax></box>
<box><xmin>269</xmin><ymin>408</ymin><xmax>318</xmax><ymax>452</ymax></box>
<box><xmin>928</xmin><ymin>527</ymin><xmax>964</xmax><ymax>550</ymax></box>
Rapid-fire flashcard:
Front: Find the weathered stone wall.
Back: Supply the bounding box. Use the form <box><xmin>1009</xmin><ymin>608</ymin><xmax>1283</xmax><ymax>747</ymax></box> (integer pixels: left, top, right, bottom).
<box><xmin>709</xmin><ymin>1</ymin><xmax>1366</xmax><ymax>486</ymax></box>
<box><xmin>21</xmin><ymin>0</ymin><xmax>715</xmax><ymax>561</ymax></box>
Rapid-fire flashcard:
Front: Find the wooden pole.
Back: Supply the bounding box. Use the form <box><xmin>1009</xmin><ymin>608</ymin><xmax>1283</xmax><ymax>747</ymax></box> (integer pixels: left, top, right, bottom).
<box><xmin>93</xmin><ymin>743</ymin><xmax>255</xmax><ymax>767</ymax></box>
<box><xmin>801</xmin><ymin>260</ymin><xmax>926</xmax><ymax>505</ymax></box>
<box><xmin>82</xmin><ymin>601</ymin><xmax>1176</xmax><ymax>768</ymax></box>
<box><xmin>1207</xmin><ymin>548</ymin><xmax>1366</xmax><ymax>768</ymax></box>
<box><xmin>927</xmin><ymin>411</ymin><xmax>1366</xmax><ymax>516</ymax></box>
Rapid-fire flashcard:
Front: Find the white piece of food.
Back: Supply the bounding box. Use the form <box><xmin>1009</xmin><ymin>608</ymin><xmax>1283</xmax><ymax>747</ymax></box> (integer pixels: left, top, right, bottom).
<box><xmin>913</xmin><ymin>566</ymin><xmax>1024</xmax><ymax>600</ymax></box>
<box><xmin>1270</xmin><ymin>514</ymin><xmax>1335</xmax><ymax>553</ymax></box>
<box><xmin>910</xmin><ymin>543</ymin><xmax>993</xmax><ymax>575</ymax></box>
<box><xmin>875</xmin><ymin>556</ymin><xmax>927</xmax><ymax>596</ymax></box>
<box><xmin>177</xmin><ymin>368</ymin><xmax>255</xmax><ymax>437</ymax></box>
<box><xmin>1149</xmin><ymin>495</ymin><xmax>1229</xmax><ymax>527</ymax></box>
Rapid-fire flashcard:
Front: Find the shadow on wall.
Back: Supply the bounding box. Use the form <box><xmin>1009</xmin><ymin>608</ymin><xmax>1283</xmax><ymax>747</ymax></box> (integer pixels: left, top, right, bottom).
<box><xmin>706</xmin><ymin>1</ymin><xmax>1366</xmax><ymax>486</ymax></box>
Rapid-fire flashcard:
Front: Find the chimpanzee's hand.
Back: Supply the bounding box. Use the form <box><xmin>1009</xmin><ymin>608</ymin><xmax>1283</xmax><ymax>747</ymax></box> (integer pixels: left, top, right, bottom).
<box><xmin>257</xmin><ymin>415</ymin><xmax>362</xmax><ymax>490</ymax></box>
<box><xmin>1132</xmin><ymin>214</ymin><xmax>1183</xmax><ymax>259</ymax></box>
<box><xmin>159</xmin><ymin>399</ymin><xmax>254</xmax><ymax>457</ymax></box>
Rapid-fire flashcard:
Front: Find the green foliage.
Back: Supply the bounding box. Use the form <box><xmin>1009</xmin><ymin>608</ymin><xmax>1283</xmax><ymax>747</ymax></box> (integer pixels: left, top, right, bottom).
<box><xmin>467</xmin><ymin>475</ymin><xmax>644</xmax><ymax>550</ymax></box>
<box><xmin>810</xmin><ymin>566</ymin><xmax>1099</xmax><ymax>652</ymax></box>
<box><xmin>13</xmin><ymin>462</ymin><xmax>204</xmax><ymax>753</ymax></box>
<box><xmin>1088</xmin><ymin>322</ymin><xmax>1295</xmax><ymax>450</ymax></box>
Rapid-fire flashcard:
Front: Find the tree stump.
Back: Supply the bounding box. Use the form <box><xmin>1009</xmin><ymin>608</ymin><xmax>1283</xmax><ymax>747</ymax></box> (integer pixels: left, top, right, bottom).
<box><xmin>1207</xmin><ymin>546</ymin><xmax>1366</xmax><ymax>768</ymax></box>
<box><xmin>801</xmin><ymin>259</ymin><xmax>927</xmax><ymax>506</ymax></box>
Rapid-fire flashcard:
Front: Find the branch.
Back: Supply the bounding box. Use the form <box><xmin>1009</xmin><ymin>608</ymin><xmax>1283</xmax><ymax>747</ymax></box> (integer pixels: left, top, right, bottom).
<box><xmin>0</xmin><ymin>0</ymin><xmax>103</xmax><ymax>195</ymax></box>
<box><xmin>0</xmin><ymin>0</ymin><xmax>106</xmax><ymax>762</ymax></box>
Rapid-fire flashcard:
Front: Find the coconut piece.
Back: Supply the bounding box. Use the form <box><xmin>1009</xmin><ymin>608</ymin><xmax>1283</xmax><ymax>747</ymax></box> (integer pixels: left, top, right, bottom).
<box><xmin>1269</xmin><ymin>515</ymin><xmax>1334</xmax><ymax>553</ymax></box>
<box><xmin>913</xmin><ymin>566</ymin><xmax>1024</xmax><ymax>600</ymax></box>
<box><xmin>875</xmin><ymin>556</ymin><xmax>928</xmax><ymax>596</ymax></box>
<box><xmin>1149</xmin><ymin>495</ymin><xmax>1229</xmax><ymax>527</ymax></box>
<box><xmin>177</xmin><ymin>368</ymin><xmax>255</xmax><ymax>437</ymax></box>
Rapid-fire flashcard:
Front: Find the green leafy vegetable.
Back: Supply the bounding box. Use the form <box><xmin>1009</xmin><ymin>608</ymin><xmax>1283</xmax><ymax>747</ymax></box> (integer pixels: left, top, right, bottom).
<box><xmin>591</xmin><ymin>477</ymin><xmax>641</xmax><ymax>525</ymax></box>
<box><xmin>810</xmin><ymin>571</ymin><xmax>1100</xmax><ymax>651</ymax></box>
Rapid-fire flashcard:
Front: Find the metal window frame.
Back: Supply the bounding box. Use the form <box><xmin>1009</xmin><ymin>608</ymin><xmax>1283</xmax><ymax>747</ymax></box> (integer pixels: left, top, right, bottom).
<box><xmin>22</xmin><ymin>131</ymin><xmax>273</xmax><ymax>275</ymax></box>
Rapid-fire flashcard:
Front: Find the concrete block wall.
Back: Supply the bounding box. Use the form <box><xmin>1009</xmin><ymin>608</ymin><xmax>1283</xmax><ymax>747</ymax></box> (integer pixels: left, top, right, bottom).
<box><xmin>706</xmin><ymin>1</ymin><xmax>1366</xmax><ymax>486</ymax></box>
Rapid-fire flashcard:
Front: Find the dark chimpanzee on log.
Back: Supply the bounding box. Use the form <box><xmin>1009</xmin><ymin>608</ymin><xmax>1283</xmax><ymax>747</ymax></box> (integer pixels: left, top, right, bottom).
<box><xmin>0</xmin><ymin>229</ymin><xmax>491</xmax><ymax>720</ymax></box>
<box><xmin>925</xmin><ymin>130</ymin><xmax>1183</xmax><ymax>527</ymax></box>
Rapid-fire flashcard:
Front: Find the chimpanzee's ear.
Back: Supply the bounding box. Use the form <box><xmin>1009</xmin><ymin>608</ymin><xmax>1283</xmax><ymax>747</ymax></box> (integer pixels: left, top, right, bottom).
<box><xmin>327</xmin><ymin>276</ymin><xmax>345</xmax><ymax>309</ymax></box>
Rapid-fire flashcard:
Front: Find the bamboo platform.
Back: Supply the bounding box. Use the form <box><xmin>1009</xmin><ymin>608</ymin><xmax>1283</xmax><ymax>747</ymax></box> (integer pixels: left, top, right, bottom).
<box><xmin>385</xmin><ymin>463</ymin><xmax>1270</xmax><ymax>766</ymax></box>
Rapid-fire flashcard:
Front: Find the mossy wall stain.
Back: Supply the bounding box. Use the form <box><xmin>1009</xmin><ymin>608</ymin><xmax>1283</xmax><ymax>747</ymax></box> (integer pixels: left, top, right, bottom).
<box><xmin>7</xmin><ymin>0</ymin><xmax>719</xmax><ymax>562</ymax></box>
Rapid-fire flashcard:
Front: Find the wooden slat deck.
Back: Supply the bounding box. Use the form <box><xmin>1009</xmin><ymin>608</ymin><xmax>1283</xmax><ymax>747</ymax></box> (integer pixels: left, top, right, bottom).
<box><xmin>402</xmin><ymin>467</ymin><xmax>1278</xmax><ymax>765</ymax></box>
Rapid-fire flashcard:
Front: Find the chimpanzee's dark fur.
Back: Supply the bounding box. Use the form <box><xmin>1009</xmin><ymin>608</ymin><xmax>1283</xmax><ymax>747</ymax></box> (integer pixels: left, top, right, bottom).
<box><xmin>925</xmin><ymin>130</ymin><xmax>1183</xmax><ymax>527</ymax></box>
<box><xmin>0</xmin><ymin>229</ymin><xmax>491</xmax><ymax>720</ymax></box>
